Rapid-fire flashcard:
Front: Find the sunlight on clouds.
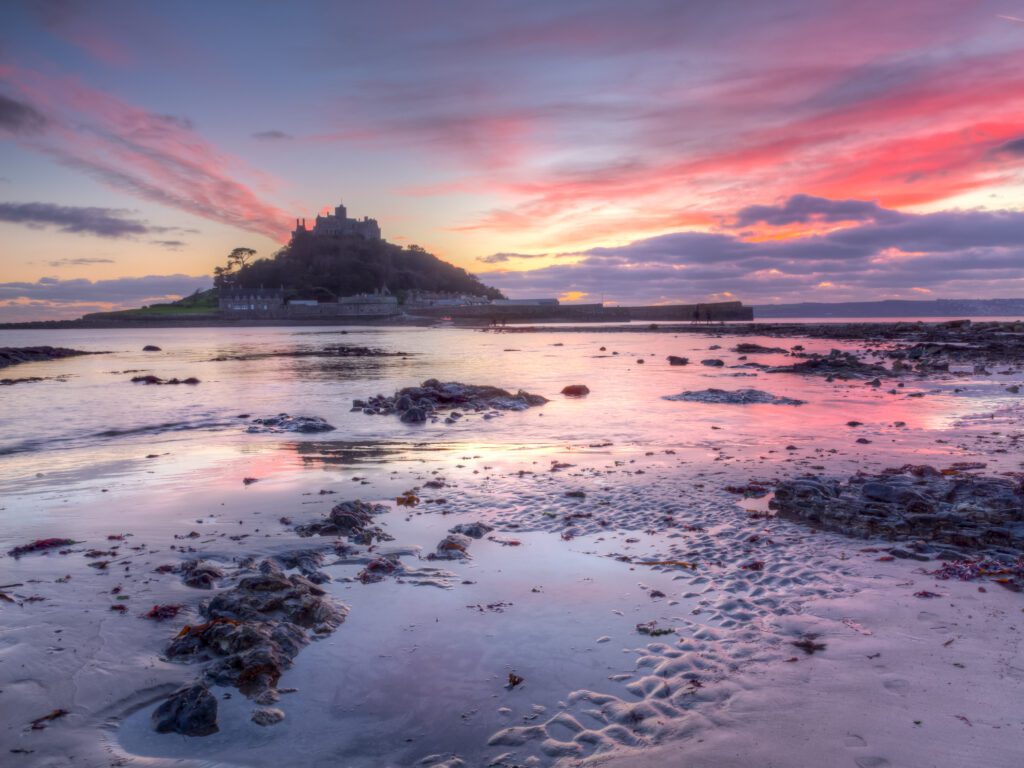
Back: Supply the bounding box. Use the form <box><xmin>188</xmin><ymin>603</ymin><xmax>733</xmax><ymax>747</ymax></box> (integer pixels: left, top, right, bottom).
<box><xmin>558</xmin><ymin>290</ymin><xmax>589</xmax><ymax>302</ymax></box>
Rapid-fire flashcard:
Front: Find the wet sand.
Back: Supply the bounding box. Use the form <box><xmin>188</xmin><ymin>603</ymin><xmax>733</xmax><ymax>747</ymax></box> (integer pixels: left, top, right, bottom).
<box><xmin>1</xmin><ymin>324</ymin><xmax>1022</xmax><ymax>767</ymax></box>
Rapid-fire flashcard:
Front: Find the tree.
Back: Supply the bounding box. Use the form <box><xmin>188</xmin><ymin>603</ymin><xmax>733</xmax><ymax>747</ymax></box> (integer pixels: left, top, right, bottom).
<box><xmin>228</xmin><ymin>247</ymin><xmax>256</xmax><ymax>270</ymax></box>
<box><xmin>213</xmin><ymin>247</ymin><xmax>258</xmax><ymax>289</ymax></box>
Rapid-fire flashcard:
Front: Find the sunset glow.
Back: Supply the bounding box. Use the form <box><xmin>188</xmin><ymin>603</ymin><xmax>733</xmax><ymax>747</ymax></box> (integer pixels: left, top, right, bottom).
<box><xmin>1</xmin><ymin>1</ymin><xmax>1023</xmax><ymax>319</ymax></box>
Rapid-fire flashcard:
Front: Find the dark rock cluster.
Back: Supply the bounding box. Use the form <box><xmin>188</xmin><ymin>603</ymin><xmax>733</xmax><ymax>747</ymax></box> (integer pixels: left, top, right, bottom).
<box><xmin>246</xmin><ymin>414</ymin><xmax>336</xmax><ymax>433</ymax></box>
<box><xmin>771</xmin><ymin>465</ymin><xmax>1024</xmax><ymax>557</ymax></box>
<box><xmin>0</xmin><ymin>346</ymin><xmax>96</xmax><ymax>369</ymax></box>
<box><xmin>157</xmin><ymin>557</ymin><xmax>347</xmax><ymax>734</ymax></box>
<box><xmin>294</xmin><ymin>500</ymin><xmax>392</xmax><ymax>544</ymax></box>
<box><xmin>733</xmin><ymin>343</ymin><xmax>788</xmax><ymax>354</ymax></box>
<box><xmin>886</xmin><ymin>338</ymin><xmax>1024</xmax><ymax>373</ymax></box>
<box><xmin>353</xmin><ymin>379</ymin><xmax>548</xmax><ymax>423</ymax></box>
<box><xmin>767</xmin><ymin>349</ymin><xmax>891</xmax><ymax>380</ymax></box>
<box><xmin>131</xmin><ymin>375</ymin><xmax>200</xmax><ymax>385</ymax></box>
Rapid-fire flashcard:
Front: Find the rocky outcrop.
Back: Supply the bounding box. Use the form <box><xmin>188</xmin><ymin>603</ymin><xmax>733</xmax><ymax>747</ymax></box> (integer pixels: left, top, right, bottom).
<box><xmin>355</xmin><ymin>379</ymin><xmax>548</xmax><ymax>422</ymax></box>
<box><xmin>246</xmin><ymin>414</ymin><xmax>336</xmax><ymax>433</ymax></box>
<box><xmin>663</xmin><ymin>388</ymin><xmax>805</xmax><ymax>406</ymax></box>
<box><xmin>0</xmin><ymin>346</ymin><xmax>97</xmax><ymax>369</ymax></box>
<box><xmin>294</xmin><ymin>500</ymin><xmax>391</xmax><ymax>544</ymax></box>
<box><xmin>161</xmin><ymin>558</ymin><xmax>347</xmax><ymax>726</ymax></box>
<box><xmin>767</xmin><ymin>350</ymin><xmax>891</xmax><ymax>379</ymax></box>
<box><xmin>771</xmin><ymin>466</ymin><xmax>1024</xmax><ymax>556</ymax></box>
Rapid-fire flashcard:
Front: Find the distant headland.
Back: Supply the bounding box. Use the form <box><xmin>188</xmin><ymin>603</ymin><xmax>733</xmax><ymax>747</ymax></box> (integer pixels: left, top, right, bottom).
<box><xmin>0</xmin><ymin>199</ymin><xmax>753</xmax><ymax>328</ymax></box>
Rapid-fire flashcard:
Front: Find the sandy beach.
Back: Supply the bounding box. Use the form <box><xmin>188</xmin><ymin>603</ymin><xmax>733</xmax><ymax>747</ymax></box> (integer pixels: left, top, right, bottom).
<box><xmin>1</xmin><ymin>323</ymin><xmax>1022</xmax><ymax>767</ymax></box>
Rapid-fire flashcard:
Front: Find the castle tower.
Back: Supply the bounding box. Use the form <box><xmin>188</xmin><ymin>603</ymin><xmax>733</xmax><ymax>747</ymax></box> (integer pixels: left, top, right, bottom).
<box><xmin>334</xmin><ymin>202</ymin><xmax>347</xmax><ymax>219</ymax></box>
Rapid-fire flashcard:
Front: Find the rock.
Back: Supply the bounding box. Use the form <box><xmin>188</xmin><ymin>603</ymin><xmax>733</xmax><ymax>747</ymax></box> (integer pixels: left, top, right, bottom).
<box><xmin>359</xmin><ymin>379</ymin><xmax>548</xmax><ymax>422</ymax></box>
<box><xmin>429</xmin><ymin>533</ymin><xmax>472</xmax><ymax>560</ymax></box>
<box><xmin>862</xmin><ymin>482</ymin><xmax>897</xmax><ymax>502</ymax></box>
<box><xmin>768</xmin><ymin>350</ymin><xmax>891</xmax><ymax>380</ymax></box>
<box><xmin>449</xmin><ymin>522</ymin><xmax>494</xmax><ymax>539</ymax></box>
<box><xmin>166</xmin><ymin>558</ymin><xmax>348</xmax><ymax>702</ymax></box>
<box><xmin>152</xmin><ymin>683</ymin><xmax>218</xmax><ymax>736</ymax></box>
<box><xmin>295</xmin><ymin>500</ymin><xmax>390</xmax><ymax>543</ymax></box>
<box><xmin>358</xmin><ymin>555</ymin><xmax>402</xmax><ymax>583</ymax></box>
<box><xmin>667</xmin><ymin>356</ymin><xmax>688</xmax><ymax>366</ymax></box>
<box><xmin>701</xmin><ymin>359</ymin><xmax>725</xmax><ymax>367</ymax></box>
<box><xmin>771</xmin><ymin>468</ymin><xmax>1024</xmax><ymax>555</ymax></box>
<box><xmin>180</xmin><ymin>559</ymin><xmax>225</xmax><ymax>589</ymax></box>
<box><xmin>663</xmin><ymin>388</ymin><xmax>805</xmax><ymax>406</ymax></box>
<box><xmin>561</xmin><ymin>384</ymin><xmax>590</xmax><ymax>397</ymax></box>
<box><xmin>732</xmin><ymin>343</ymin><xmax>787</xmax><ymax>354</ymax></box>
<box><xmin>251</xmin><ymin>707</ymin><xmax>285</xmax><ymax>726</ymax></box>
<box><xmin>400</xmin><ymin>406</ymin><xmax>428</xmax><ymax>423</ymax></box>
<box><xmin>273</xmin><ymin>550</ymin><xmax>330</xmax><ymax>582</ymax></box>
<box><xmin>142</xmin><ymin>345</ymin><xmax>162</xmax><ymax>352</ymax></box>
<box><xmin>246</xmin><ymin>414</ymin><xmax>336</xmax><ymax>434</ymax></box>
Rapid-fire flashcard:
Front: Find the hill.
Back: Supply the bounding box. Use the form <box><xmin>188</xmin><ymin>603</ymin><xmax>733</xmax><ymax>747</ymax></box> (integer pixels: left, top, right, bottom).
<box><xmin>229</xmin><ymin>235</ymin><xmax>503</xmax><ymax>301</ymax></box>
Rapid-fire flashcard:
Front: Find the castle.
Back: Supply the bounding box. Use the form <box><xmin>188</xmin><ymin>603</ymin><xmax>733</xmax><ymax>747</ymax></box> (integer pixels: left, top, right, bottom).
<box><xmin>291</xmin><ymin>202</ymin><xmax>381</xmax><ymax>240</ymax></box>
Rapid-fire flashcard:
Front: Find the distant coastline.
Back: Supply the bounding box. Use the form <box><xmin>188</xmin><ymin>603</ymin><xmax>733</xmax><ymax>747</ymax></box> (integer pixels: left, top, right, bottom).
<box><xmin>753</xmin><ymin>297</ymin><xmax>1024</xmax><ymax>318</ymax></box>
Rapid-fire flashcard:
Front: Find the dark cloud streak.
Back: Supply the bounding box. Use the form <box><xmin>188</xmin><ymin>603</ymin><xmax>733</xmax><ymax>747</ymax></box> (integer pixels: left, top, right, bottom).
<box><xmin>0</xmin><ymin>201</ymin><xmax>189</xmax><ymax>241</ymax></box>
<box><xmin>0</xmin><ymin>92</ymin><xmax>47</xmax><ymax>134</ymax></box>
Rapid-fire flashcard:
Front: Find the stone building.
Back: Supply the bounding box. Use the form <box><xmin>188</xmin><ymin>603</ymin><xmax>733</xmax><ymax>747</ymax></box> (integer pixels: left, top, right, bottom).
<box><xmin>218</xmin><ymin>287</ymin><xmax>284</xmax><ymax>313</ymax></box>
<box><xmin>292</xmin><ymin>202</ymin><xmax>382</xmax><ymax>240</ymax></box>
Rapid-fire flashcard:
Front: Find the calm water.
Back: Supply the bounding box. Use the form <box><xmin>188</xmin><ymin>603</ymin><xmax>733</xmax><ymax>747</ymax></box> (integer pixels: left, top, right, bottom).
<box><xmin>0</xmin><ymin>324</ymin><xmax>1014</xmax><ymax>502</ymax></box>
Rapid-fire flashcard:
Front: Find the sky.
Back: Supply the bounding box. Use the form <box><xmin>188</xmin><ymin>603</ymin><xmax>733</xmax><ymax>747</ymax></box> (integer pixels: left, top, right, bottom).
<box><xmin>1</xmin><ymin>0</ymin><xmax>1023</xmax><ymax>321</ymax></box>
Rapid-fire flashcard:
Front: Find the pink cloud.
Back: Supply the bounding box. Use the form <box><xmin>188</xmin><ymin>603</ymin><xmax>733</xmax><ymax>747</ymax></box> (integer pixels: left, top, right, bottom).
<box><xmin>2</xmin><ymin>66</ymin><xmax>291</xmax><ymax>241</ymax></box>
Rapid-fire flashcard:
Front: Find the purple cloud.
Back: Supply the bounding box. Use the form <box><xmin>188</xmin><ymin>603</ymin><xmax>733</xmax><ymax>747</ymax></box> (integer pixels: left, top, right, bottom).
<box><xmin>732</xmin><ymin>194</ymin><xmax>898</xmax><ymax>227</ymax></box>
<box><xmin>480</xmin><ymin>200</ymin><xmax>1024</xmax><ymax>305</ymax></box>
